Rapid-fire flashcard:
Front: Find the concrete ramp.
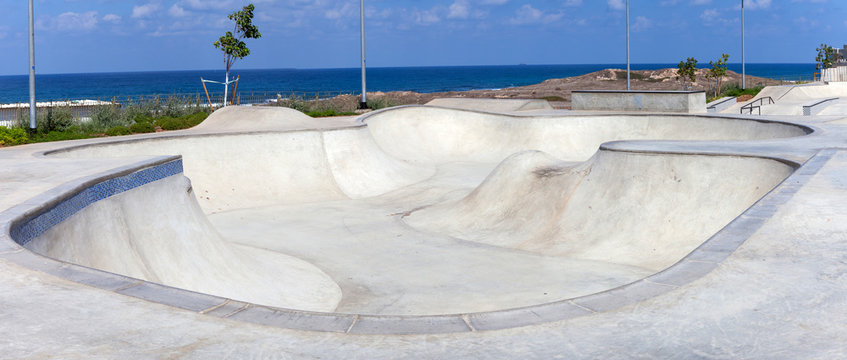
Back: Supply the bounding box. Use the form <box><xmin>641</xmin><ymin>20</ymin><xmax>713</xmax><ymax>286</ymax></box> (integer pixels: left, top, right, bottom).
<box><xmin>25</xmin><ymin>174</ymin><xmax>342</xmax><ymax>312</ymax></box>
<box><xmin>405</xmin><ymin>149</ymin><xmax>793</xmax><ymax>270</ymax></box>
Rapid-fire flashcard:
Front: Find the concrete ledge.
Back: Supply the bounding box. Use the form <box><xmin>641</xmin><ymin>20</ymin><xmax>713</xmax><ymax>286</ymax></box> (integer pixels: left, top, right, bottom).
<box><xmin>572</xmin><ymin>90</ymin><xmax>706</xmax><ymax>113</ymax></box>
<box><xmin>803</xmin><ymin>98</ymin><xmax>839</xmax><ymax>116</ymax></box>
<box><xmin>707</xmin><ymin>96</ymin><xmax>737</xmax><ymax>113</ymax></box>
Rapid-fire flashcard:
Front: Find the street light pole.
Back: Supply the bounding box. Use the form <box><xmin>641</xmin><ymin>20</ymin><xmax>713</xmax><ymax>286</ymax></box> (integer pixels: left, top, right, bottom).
<box><xmin>626</xmin><ymin>0</ymin><xmax>630</xmax><ymax>91</ymax></box>
<box><xmin>359</xmin><ymin>0</ymin><xmax>368</xmax><ymax>109</ymax></box>
<box><xmin>28</xmin><ymin>0</ymin><xmax>36</xmax><ymax>130</ymax></box>
<box><xmin>742</xmin><ymin>0</ymin><xmax>746</xmax><ymax>89</ymax></box>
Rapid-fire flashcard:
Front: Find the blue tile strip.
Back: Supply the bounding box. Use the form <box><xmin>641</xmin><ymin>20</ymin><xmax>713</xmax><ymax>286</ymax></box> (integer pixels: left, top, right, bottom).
<box><xmin>10</xmin><ymin>160</ymin><xmax>183</xmax><ymax>246</ymax></box>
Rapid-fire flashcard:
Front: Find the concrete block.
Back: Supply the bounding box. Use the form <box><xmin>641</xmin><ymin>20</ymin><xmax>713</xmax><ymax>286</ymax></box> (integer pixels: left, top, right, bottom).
<box><xmin>228</xmin><ymin>306</ymin><xmax>355</xmax><ymax>333</ymax></box>
<box><xmin>572</xmin><ymin>90</ymin><xmax>707</xmax><ymax>113</ymax></box>
<box><xmin>44</xmin><ymin>264</ymin><xmax>138</xmax><ymax>291</ymax></box>
<box><xmin>348</xmin><ymin>315</ymin><xmax>471</xmax><ymax>335</ymax></box>
<box><xmin>467</xmin><ymin>301</ymin><xmax>593</xmax><ymax>331</ymax></box>
<box><xmin>647</xmin><ymin>260</ymin><xmax>719</xmax><ymax>287</ymax></box>
<box><xmin>572</xmin><ymin>280</ymin><xmax>677</xmax><ymax>313</ymax></box>
<box><xmin>203</xmin><ymin>300</ymin><xmax>249</xmax><ymax>317</ymax></box>
<box><xmin>117</xmin><ymin>282</ymin><xmax>227</xmax><ymax>313</ymax></box>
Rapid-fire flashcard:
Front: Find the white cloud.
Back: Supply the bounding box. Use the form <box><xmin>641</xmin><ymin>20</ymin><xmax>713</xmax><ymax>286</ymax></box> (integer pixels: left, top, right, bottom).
<box><xmin>168</xmin><ymin>5</ymin><xmax>189</xmax><ymax>18</ymax></box>
<box><xmin>325</xmin><ymin>3</ymin><xmax>356</xmax><ymax>20</ymax></box>
<box><xmin>631</xmin><ymin>16</ymin><xmax>651</xmax><ymax>31</ymax></box>
<box><xmin>700</xmin><ymin>8</ymin><xmax>720</xmax><ymax>22</ymax></box>
<box><xmin>102</xmin><ymin>14</ymin><xmax>121</xmax><ymax>24</ymax></box>
<box><xmin>745</xmin><ymin>0</ymin><xmax>772</xmax><ymax>9</ymax></box>
<box><xmin>132</xmin><ymin>3</ymin><xmax>160</xmax><ymax>19</ymax></box>
<box><xmin>608</xmin><ymin>0</ymin><xmax>625</xmax><ymax>10</ymax></box>
<box><xmin>40</xmin><ymin>11</ymin><xmax>100</xmax><ymax>32</ymax></box>
<box><xmin>509</xmin><ymin>4</ymin><xmax>563</xmax><ymax>25</ymax></box>
<box><xmin>179</xmin><ymin>0</ymin><xmax>235</xmax><ymax>10</ymax></box>
<box><xmin>448</xmin><ymin>0</ymin><xmax>470</xmax><ymax>19</ymax></box>
<box><xmin>565</xmin><ymin>0</ymin><xmax>582</xmax><ymax>6</ymax></box>
<box><xmin>414</xmin><ymin>9</ymin><xmax>441</xmax><ymax>25</ymax></box>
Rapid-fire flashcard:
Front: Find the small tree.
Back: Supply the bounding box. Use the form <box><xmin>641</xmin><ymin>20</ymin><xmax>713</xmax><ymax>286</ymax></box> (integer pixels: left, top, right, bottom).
<box><xmin>816</xmin><ymin>43</ymin><xmax>839</xmax><ymax>71</ymax></box>
<box><xmin>214</xmin><ymin>4</ymin><xmax>261</xmax><ymax>106</ymax></box>
<box><xmin>677</xmin><ymin>57</ymin><xmax>698</xmax><ymax>90</ymax></box>
<box><xmin>707</xmin><ymin>53</ymin><xmax>730</xmax><ymax>97</ymax></box>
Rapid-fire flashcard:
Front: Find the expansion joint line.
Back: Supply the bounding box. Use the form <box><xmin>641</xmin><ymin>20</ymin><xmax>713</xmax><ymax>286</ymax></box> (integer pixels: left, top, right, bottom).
<box><xmin>461</xmin><ymin>315</ymin><xmax>476</xmax><ymax>332</ymax></box>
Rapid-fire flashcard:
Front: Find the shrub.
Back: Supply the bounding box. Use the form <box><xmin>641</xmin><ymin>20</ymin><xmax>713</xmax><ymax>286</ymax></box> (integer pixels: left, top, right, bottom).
<box><xmin>305</xmin><ymin>109</ymin><xmax>356</xmax><ymax>117</ymax></box>
<box><xmin>41</xmin><ymin>107</ymin><xmax>75</xmax><ymax>133</ymax></box>
<box><xmin>0</xmin><ymin>126</ymin><xmax>28</xmax><ymax>146</ymax></box>
<box><xmin>20</xmin><ymin>107</ymin><xmax>75</xmax><ymax>134</ymax></box>
<box><xmin>30</xmin><ymin>126</ymin><xmax>91</xmax><ymax>143</ymax></box>
<box><xmin>129</xmin><ymin>122</ymin><xmax>156</xmax><ymax>133</ymax></box>
<box><xmin>90</xmin><ymin>104</ymin><xmax>130</xmax><ymax>129</ymax></box>
<box><xmin>367</xmin><ymin>96</ymin><xmax>400</xmax><ymax>110</ymax></box>
<box><xmin>155</xmin><ymin>112</ymin><xmax>207</xmax><ymax>130</ymax></box>
<box><xmin>105</xmin><ymin>126</ymin><xmax>132</xmax><ymax>136</ymax></box>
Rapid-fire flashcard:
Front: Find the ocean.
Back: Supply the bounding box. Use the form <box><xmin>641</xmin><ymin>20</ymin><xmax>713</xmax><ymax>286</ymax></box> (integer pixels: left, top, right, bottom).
<box><xmin>0</xmin><ymin>63</ymin><xmax>818</xmax><ymax>104</ymax></box>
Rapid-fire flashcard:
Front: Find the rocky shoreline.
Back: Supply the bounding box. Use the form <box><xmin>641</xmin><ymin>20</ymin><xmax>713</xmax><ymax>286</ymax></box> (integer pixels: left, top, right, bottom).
<box><xmin>363</xmin><ymin>68</ymin><xmax>788</xmax><ymax>110</ymax></box>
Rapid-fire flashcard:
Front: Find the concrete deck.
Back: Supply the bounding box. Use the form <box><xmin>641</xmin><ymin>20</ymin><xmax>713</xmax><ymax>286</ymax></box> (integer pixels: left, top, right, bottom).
<box><xmin>3</xmin><ymin>87</ymin><xmax>847</xmax><ymax>358</ymax></box>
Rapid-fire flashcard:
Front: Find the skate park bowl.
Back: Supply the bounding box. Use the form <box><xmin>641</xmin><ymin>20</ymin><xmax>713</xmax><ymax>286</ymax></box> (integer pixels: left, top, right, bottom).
<box><xmin>7</xmin><ymin>105</ymin><xmax>813</xmax><ymax>334</ymax></box>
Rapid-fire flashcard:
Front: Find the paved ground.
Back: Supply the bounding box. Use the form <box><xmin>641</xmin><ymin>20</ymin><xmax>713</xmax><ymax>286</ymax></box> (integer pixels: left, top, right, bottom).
<box><xmin>3</xmin><ymin>85</ymin><xmax>847</xmax><ymax>358</ymax></box>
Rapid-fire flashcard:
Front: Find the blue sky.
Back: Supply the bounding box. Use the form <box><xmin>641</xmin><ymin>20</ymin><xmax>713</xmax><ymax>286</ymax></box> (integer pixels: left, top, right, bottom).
<box><xmin>0</xmin><ymin>0</ymin><xmax>844</xmax><ymax>75</ymax></box>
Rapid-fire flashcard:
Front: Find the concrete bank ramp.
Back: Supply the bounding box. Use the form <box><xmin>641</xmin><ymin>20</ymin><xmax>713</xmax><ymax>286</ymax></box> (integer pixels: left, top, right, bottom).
<box><xmin>405</xmin><ymin>149</ymin><xmax>794</xmax><ymax>271</ymax></box>
<box><xmin>25</xmin><ymin>174</ymin><xmax>342</xmax><ymax>312</ymax></box>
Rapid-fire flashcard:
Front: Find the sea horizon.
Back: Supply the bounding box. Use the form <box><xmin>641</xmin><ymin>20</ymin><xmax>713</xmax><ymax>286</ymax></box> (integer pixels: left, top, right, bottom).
<box><xmin>0</xmin><ymin>62</ymin><xmax>819</xmax><ymax>77</ymax></box>
<box><xmin>0</xmin><ymin>63</ymin><xmax>819</xmax><ymax>104</ymax></box>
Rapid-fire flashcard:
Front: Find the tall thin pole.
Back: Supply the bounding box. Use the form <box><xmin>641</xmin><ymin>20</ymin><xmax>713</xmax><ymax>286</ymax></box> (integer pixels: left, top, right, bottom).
<box><xmin>28</xmin><ymin>0</ymin><xmax>36</xmax><ymax>130</ymax></box>
<box><xmin>626</xmin><ymin>0</ymin><xmax>630</xmax><ymax>91</ymax></box>
<box><xmin>741</xmin><ymin>0</ymin><xmax>746</xmax><ymax>89</ymax></box>
<box><xmin>359</xmin><ymin>0</ymin><xmax>367</xmax><ymax>109</ymax></box>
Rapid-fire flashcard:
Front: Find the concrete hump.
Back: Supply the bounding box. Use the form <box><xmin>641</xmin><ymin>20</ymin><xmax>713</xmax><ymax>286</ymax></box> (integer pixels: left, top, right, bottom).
<box><xmin>193</xmin><ymin>106</ymin><xmax>315</xmax><ymax>132</ymax></box>
<box><xmin>406</xmin><ymin>149</ymin><xmax>794</xmax><ymax>271</ymax></box>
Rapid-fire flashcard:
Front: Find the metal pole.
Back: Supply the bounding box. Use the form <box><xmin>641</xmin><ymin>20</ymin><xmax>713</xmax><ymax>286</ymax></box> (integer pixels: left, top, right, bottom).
<box><xmin>28</xmin><ymin>0</ymin><xmax>36</xmax><ymax>130</ymax></box>
<box><xmin>742</xmin><ymin>0</ymin><xmax>746</xmax><ymax>89</ymax></box>
<box><xmin>359</xmin><ymin>0</ymin><xmax>368</xmax><ymax>109</ymax></box>
<box><xmin>626</xmin><ymin>0</ymin><xmax>630</xmax><ymax>91</ymax></box>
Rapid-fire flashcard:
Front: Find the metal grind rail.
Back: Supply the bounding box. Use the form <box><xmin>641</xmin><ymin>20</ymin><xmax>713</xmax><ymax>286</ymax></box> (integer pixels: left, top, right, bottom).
<box><xmin>740</xmin><ymin>96</ymin><xmax>775</xmax><ymax>115</ymax></box>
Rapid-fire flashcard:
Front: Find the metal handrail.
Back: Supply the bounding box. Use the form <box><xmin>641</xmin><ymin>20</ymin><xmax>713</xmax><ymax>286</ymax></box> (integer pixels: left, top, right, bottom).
<box><xmin>740</xmin><ymin>96</ymin><xmax>775</xmax><ymax>115</ymax></box>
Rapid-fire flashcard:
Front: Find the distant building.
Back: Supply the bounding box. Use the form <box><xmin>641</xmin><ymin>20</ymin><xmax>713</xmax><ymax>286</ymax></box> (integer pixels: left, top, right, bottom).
<box><xmin>822</xmin><ymin>45</ymin><xmax>847</xmax><ymax>81</ymax></box>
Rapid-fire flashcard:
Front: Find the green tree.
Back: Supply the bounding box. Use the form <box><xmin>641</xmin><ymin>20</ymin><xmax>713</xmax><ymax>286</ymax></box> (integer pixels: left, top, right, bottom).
<box><xmin>816</xmin><ymin>43</ymin><xmax>839</xmax><ymax>71</ymax></box>
<box><xmin>707</xmin><ymin>53</ymin><xmax>730</xmax><ymax>97</ymax></box>
<box><xmin>676</xmin><ymin>57</ymin><xmax>698</xmax><ymax>90</ymax></box>
<box><xmin>214</xmin><ymin>4</ymin><xmax>262</xmax><ymax>106</ymax></box>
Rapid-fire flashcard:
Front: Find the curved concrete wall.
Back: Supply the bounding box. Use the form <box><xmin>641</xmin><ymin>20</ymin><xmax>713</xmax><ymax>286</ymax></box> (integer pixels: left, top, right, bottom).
<box><xmin>21</xmin><ymin>163</ymin><xmax>342</xmax><ymax>312</ymax></box>
<box><xmin>48</xmin><ymin>127</ymin><xmax>434</xmax><ymax>214</ymax></box>
<box><xmin>362</xmin><ymin>107</ymin><xmax>808</xmax><ymax>163</ymax></box>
